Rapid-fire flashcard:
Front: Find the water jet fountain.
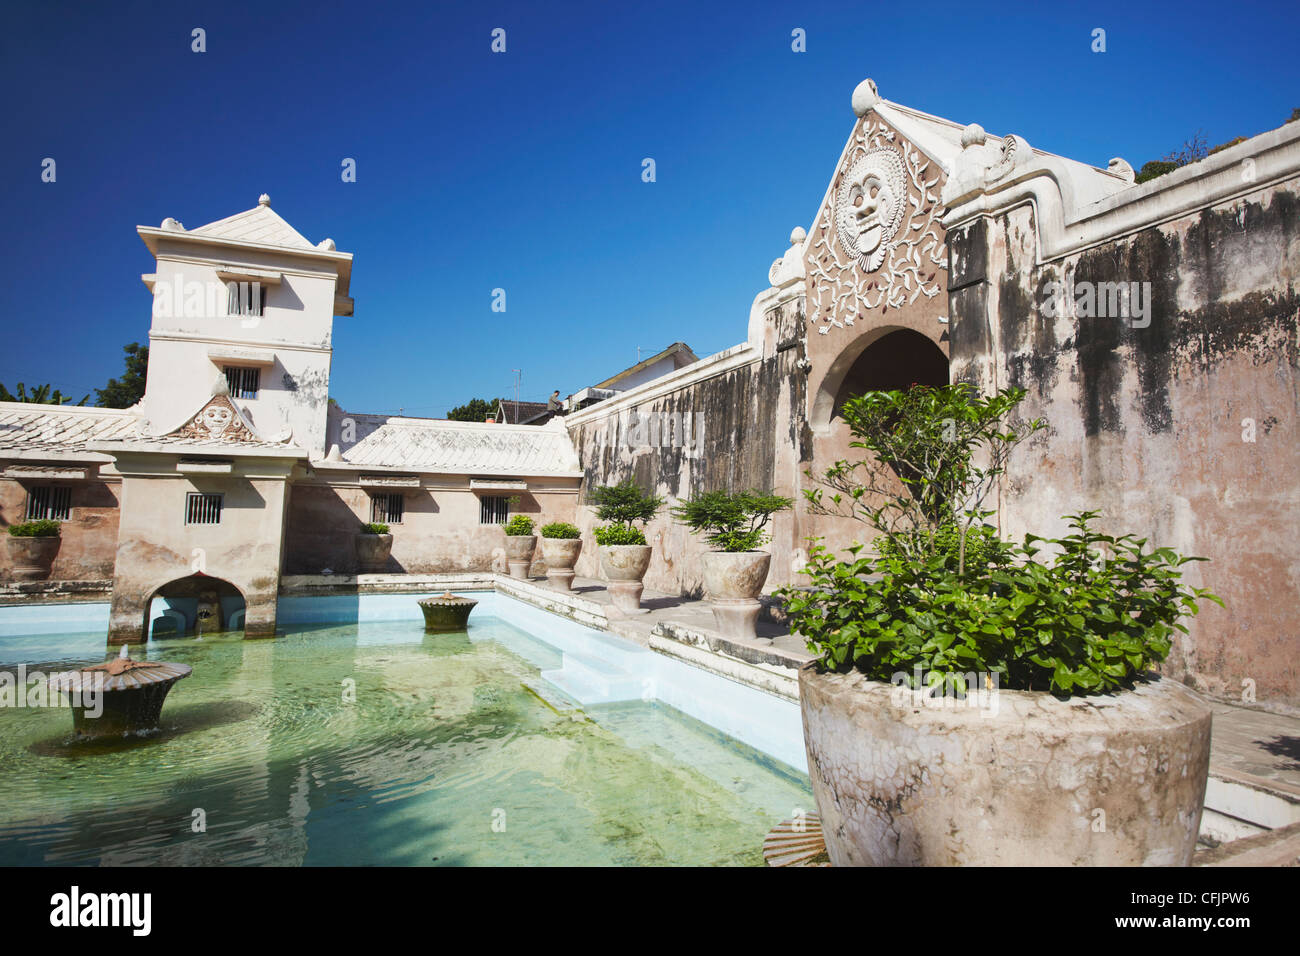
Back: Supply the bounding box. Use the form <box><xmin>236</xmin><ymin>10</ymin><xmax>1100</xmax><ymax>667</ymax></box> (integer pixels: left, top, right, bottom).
<box><xmin>48</xmin><ymin>645</ymin><xmax>192</xmax><ymax>739</ymax></box>
<box><xmin>417</xmin><ymin>592</ymin><xmax>478</xmax><ymax>632</ymax></box>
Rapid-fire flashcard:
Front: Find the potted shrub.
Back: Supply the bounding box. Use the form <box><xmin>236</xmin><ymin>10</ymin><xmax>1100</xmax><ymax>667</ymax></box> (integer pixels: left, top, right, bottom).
<box><xmin>671</xmin><ymin>489</ymin><xmax>792</xmax><ymax>641</ymax></box>
<box><xmin>539</xmin><ymin>522</ymin><xmax>582</xmax><ymax>591</ymax></box>
<box><xmin>781</xmin><ymin>384</ymin><xmax>1219</xmax><ymax>866</ymax></box>
<box><xmin>6</xmin><ymin>519</ymin><xmax>62</xmax><ymax>581</ymax></box>
<box><xmin>590</xmin><ymin>481</ymin><xmax>664</xmax><ymax>614</ymax></box>
<box><xmin>503</xmin><ymin>515</ymin><xmax>537</xmax><ymax>579</ymax></box>
<box><xmin>354</xmin><ymin>521</ymin><xmax>392</xmax><ymax>574</ymax></box>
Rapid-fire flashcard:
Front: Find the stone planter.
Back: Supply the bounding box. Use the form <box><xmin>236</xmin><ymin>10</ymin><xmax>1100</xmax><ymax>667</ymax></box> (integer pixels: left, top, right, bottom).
<box><xmin>799</xmin><ymin>664</ymin><xmax>1213</xmax><ymax>866</ymax></box>
<box><xmin>6</xmin><ymin>535</ymin><xmax>60</xmax><ymax>581</ymax></box>
<box><xmin>504</xmin><ymin>534</ymin><xmax>537</xmax><ymax>579</ymax></box>
<box><xmin>700</xmin><ymin>550</ymin><xmax>771</xmax><ymax>641</ymax></box>
<box><xmin>541</xmin><ymin>538</ymin><xmax>582</xmax><ymax>592</ymax></box>
<box><xmin>354</xmin><ymin>533</ymin><xmax>393</xmax><ymax>573</ymax></box>
<box><xmin>598</xmin><ymin>544</ymin><xmax>653</xmax><ymax>614</ymax></box>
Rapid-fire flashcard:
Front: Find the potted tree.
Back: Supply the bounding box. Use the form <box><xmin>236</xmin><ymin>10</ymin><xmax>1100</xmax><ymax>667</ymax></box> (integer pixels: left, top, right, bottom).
<box><xmin>6</xmin><ymin>519</ymin><xmax>62</xmax><ymax>581</ymax></box>
<box><xmin>590</xmin><ymin>481</ymin><xmax>664</xmax><ymax>614</ymax></box>
<box><xmin>503</xmin><ymin>515</ymin><xmax>537</xmax><ymax>579</ymax></box>
<box><xmin>354</xmin><ymin>521</ymin><xmax>392</xmax><ymax>574</ymax></box>
<box><xmin>671</xmin><ymin>489</ymin><xmax>792</xmax><ymax>641</ymax></box>
<box><xmin>781</xmin><ymin>384</ymin><xmax>1219</xmax><ymax>866</ymax></box>
<box><xmin>539</xmin><ymin>522</ymin><xmax>582</xmax><ymax>592</ymax></box>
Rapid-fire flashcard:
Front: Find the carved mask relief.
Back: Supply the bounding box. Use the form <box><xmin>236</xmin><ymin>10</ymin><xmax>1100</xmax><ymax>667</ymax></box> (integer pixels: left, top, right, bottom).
<box><xmin>807</xmin><ymin>119</ymin><xmax>946</xmax><ymax>335</ymax></box>
<box><xmin>834</xmin><ymin>148</ymin><xmax>906</xmax><ymax>271</ymax></box>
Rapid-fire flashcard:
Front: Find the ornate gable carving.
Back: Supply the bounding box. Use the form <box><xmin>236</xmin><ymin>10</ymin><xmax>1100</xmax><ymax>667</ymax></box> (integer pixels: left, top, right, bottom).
<box><xmin>806</xmin><ymin>116</ymin><xmax>946</xmax><ymax>335</ymax></box>
<box><xmin>170</xmin><ymin>394</ymin><xmax>261</xmax><ymax>443</ymax></box>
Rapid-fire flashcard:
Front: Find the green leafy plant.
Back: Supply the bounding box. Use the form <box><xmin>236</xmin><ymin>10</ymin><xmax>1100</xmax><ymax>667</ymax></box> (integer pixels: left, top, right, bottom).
<box><xmin>7</xmin><ymin>520</ymin><xmax>61</xmax><ymax>537</ymax></box>
<box><xmin>593</xmin><ymin>524</ymin><xmax>647</xmax><ymax>546</ymax></box>
<box><xmin>783</xmin><ymin>384</ymin><xmax>1220</xmax><ymax>696</ymax></box>
<box><xmin>539</xmin><ymin>522</ymin><xmax>581</xmax><ymax>540</ymax></box>
<box><xmin>361</xmin><ymin>522</ymin><xmax>390</xmax><ymax>535</ymax></box>
<box><xmin>806</xmin><ymin>383</ymin><xmax>1044</xmax><ymax>574</ymax></box>
<box><xmin>670</xmin><ymin>489</ymin><xmax>792</xmax><ymax>552</ymax></box>
<box><xmin>504</xmin><ymin>515</ymin><xmax>534</xmax><ymax>536</ymax></box>
<box><xmin>0</xmin><ymin>383</ymin><xmax>88</xmax><ymax>406</ymax></box>
<box><xmin>590</xmin><ymin>481</ymin><xmax>662</xmax><ymax>548</ymax></box>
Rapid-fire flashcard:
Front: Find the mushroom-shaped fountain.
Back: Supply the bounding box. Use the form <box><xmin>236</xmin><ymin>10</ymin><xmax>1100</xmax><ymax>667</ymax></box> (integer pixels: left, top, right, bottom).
<box><xmin>418</xmin><ymin>592</ymin><xmax>478</xmax><ymax>632</ymax></box>
<box><xmin>48</xmin><ymin>645</ymin><xmax>193</xmax><ymax>739</ymax></box>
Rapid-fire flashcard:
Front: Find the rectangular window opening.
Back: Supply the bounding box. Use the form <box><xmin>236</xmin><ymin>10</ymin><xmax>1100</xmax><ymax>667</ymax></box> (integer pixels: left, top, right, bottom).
<box><xmin>370</xmin><ymin>493</ymin><xmax>404</xmax><ymax>525</ymax></box>
<box><xmin>479</xmin><ymin>495</ymin><xmax>509</xmax><ymax>525</ymax></box>
<box><xmin>224</xmin><ymin>366</ymin><xmax>260</xmax><ymax>400</ymax></box>
<box><xmin>185</xmin><ymin>492</ymin><xmax>223</xmax><ymax>525</ymax></box>
<box><xmin>26</xmin><ymin>486</ymin><xmax>71</xmax><ymax>521</ymax></box>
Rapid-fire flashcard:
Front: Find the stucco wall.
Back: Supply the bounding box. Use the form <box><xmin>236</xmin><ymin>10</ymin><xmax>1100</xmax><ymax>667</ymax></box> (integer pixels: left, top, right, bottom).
<box><xmin>0</xmin><ymin>475</ymin><xmax>120</xmax><ymax>581</ymax></box>
<box><xmin>282</xmin><ymin>478</ymin><xmax>580</xmax><ymax>575</ymax></box>
<box><xmin>947</xmin><ymin>183</ymin><xmax>1300</xmax><ymax>708</ymax></box>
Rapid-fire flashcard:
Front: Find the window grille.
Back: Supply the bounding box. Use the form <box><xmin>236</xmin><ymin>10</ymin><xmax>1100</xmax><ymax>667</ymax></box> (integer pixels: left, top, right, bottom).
<box><xmin>226</xmin><ymin>280</ymin><xmax>266</xmax><ymax>317</ymax></box>
<box><xmin>224</xmin><ymin>366</ymin><xmax>260</xmax><ymax>400</ymax></box>
<box><xmin>479</xmin><ymin>495</ymin><xmax>509</xmax><ymax>525</ymax></box>
<box><xmin>26</xmin><ymin>486</ymin><xmax>71</xmax><ymax>521</ymax></box>
<box><xmin>185</xmin><ymin>492</ymin><xmax>223</xmax><ymax>525</ymax></box>
<box><xmin>370</xmin><ymin>493</ymin><xmax>404</xmax><ymax>524</ymax></box>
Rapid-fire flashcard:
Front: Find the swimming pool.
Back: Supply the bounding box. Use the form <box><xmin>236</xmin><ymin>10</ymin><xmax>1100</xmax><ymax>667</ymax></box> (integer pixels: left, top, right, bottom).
<box><xmin>0</xmin><ymin>592</ymin><xmax>811</xmax><ymax>866</ymax></box>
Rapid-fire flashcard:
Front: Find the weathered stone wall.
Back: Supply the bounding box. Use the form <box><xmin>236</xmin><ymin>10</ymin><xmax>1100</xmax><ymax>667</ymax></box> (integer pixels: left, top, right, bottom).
<box><xmin>0</xmin><ymin>475</ymin><xmax>120</xmax><ymax>582</ymax></box>
<box><xmin>566</xmin><ymin>346</ymin><xmax>808</xmax><ymax>596</ymax></box>
<box><xmin>947</xmin><ymin>183</ymin><xmax>1300</xmax><ymax>708</ymax></box>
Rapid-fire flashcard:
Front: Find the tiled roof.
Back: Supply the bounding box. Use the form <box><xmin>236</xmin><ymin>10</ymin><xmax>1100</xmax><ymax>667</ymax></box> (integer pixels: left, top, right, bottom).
<box><xmin>331</xmin><ymin>414</ymin><xmax>580</xmax><ymax>475</ymax></box>
<box><xmin>189</xmin><ymin>204</ymin><xmax>314</xmax><ymax>250</ymax></box>
<box><xmin>0</xmin><ymin>403</ymin><xmax>138</xmax><ymax>454</ymax></box>
<box><xmin>496</xmin><ymin>399</ymin><xmax>551</xmax><ymax>424</ymax></box>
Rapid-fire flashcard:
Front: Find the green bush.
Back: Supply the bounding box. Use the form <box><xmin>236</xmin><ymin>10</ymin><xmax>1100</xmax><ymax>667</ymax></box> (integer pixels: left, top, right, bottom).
<box><xmin>504</xmin><ymin>515</ymin><xmax>534</xmax><ymax>536</ymax></box>
<box><xmin>540</xmin><ymin>522</ymin><xmax>581</xmax><ymax>540</ymax></box>
<box><xmin>788</xmin><ymin>513</ymin><xmax>1218</xmax><ymax>695</ymax></box>
<box><xmin>670</xmin><ymin>489</ymin><xmax>792</xmax><ymax>552</ymax></box>
<box><xmin>7</xmin><ymin>520</ymin><xmax>61</xmax><ymax>537</ymax></box>
<box><xmin>589</xmin><ymin>481</ymin><xmax>664</xmax><ymax>528</ymax></box>
<box><xmin>783</xmin><ymin>384</ymin><xmax>1220</xmax><ymax>696</ymax></box>
<box><xmin>593</xmin><ymin>524</ymin><xmax>647</xmax><ymax>546</ymax></box>
<box><xmin>361</xmin><ymin>522</ymin><xmax>390</xmax><ymax>535</ymax></box>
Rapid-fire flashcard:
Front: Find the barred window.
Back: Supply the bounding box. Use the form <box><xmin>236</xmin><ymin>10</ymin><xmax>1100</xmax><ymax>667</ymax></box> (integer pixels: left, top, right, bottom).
<box><xmin>226</xmin><ymin>280</ymin><xmax>267</xmax><ymax>318</ymax></box>
<box><xmin>479</xmin><ymin>495</ymin><xmax>509</xmax><ymax>525</ymax></box>
<box><xmin>185</xmin><ymin>492</ymin><xmax>223</xmax><ymax>525</ymax></box>
<box><xmin>224</xmin><ymin>366</ymin><xmax>260</xmax><ymax>400</ymax></box>
<box><xmin>26</xmin><ymin>486</ymin><xmax>71</xmax><ymax>521</ymax></box>
<box><xmin>370</xmin><ymin>493</ymin><xmax>404</xmax><ymax>524</ymax></box>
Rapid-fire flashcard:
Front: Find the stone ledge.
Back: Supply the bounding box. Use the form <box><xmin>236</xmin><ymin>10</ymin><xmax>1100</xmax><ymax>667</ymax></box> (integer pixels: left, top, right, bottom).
<box><xmin>280</xmin><ymin>572</ymin><xmax>496</xmax><ymax>595</ymax></box>
<box><xmin>1196</xmin><ymin>819</ymin><xmax>1300</xmax><ymax>867</ymax></box>
<box><xmin>0</xmin><ymin>579</ymin><xmax>113</xmax><ymax>604</ymax></box>
<box><xmin>648</xmin><ymin>633</ymin><xmax>800</xmax><ymax>701</ymax></box>
<box><xmin>492</xmin><ymin>576</ymin><xmax>610</xmax><ymax>631</ymax></box>
<box><xmin>651</xmin><ymin>618</ymin><xmax>812</xmax><ymax>671</ymax></box>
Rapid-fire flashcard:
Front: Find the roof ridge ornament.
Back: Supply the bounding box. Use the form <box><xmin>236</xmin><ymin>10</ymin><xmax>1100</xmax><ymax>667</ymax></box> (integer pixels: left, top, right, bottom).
<box><xmin>258</xmin><ymin>193</ymin><xmax>271</xmax><ymax>207</ymax></box>
<box><xmin>851</xmin><ymin>78</ymin><xmax>880</xmax><ymax>117</ymax></box>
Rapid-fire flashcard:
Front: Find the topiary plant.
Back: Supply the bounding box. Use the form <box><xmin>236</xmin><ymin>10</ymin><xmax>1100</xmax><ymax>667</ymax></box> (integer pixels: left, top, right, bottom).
<box><xmin>539</xmin><ymin>522</ymin><xmax>581</xmax><ymax>539</ymax></box>
<box><xmin>670</xmin><ymin>489</ymin><xmax>792</xmax><ymax>552</ymax></box>
<box><xmin>593</xmin><ymin>524</ymin><xmax>647</xmax><ymax>546</ymax></box>
<box><xmin>504</xmin><ymin>515</ymin><xmax>535</xmax><ymax>536</ymax></box>
<box><xmin>7</xmin><ymin>520</ymin><xmax>61</xmax><ymax>537</ymax></box>
<box><xmin>589</xmin><ymin>481</ymin><xmax>663</xmax><ymax>548</ymax></box>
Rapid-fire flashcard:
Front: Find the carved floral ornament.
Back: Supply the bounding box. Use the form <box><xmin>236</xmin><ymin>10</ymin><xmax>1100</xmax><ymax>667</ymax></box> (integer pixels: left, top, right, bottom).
<box><xmin>807</xmin><ymin>119</ymin><xmax>946</xmax><ymax>335</ymax></box>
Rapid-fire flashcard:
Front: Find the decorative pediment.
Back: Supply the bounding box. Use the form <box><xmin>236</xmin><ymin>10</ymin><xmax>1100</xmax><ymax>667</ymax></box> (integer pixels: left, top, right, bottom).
<box><xmin>805</xmin><ymin>105</ymin><xmax>947</xmax><ymax>335</ymax></box>
<box><xmin>169</xmin><ymin>393</ymin><xmax>263</xmax><ymax>443</ymax></box>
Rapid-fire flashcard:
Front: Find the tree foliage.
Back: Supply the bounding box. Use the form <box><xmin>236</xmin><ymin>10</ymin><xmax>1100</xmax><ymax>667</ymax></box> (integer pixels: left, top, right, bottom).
<box><xmin>446</xmin><ymin>397</ymin><xmax>499</xmax><ymax>422</ymax></box>
<box><xmin>94</xmin><ymin>343</ymin><xmax>148</xmax><ymax>408</ymax></box>
<box><xmin>0</xmin><ymin>382</ymin><xmax>88</xmax><ymax>406</ymax></box>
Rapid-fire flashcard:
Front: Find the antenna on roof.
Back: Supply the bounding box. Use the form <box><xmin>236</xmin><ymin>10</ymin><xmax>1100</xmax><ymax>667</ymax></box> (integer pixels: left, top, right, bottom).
<box><xmin>511</xmin><ymin>369</ymin><xmax>521</xmax><ymax>424</ymax></box>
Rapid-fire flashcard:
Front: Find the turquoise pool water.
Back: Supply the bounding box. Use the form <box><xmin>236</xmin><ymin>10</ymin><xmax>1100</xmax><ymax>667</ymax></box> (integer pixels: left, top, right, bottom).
<box><xmin>0</xmin><ymin>597</ymin><xmax>812</xmax><ymax>866</ymax></box>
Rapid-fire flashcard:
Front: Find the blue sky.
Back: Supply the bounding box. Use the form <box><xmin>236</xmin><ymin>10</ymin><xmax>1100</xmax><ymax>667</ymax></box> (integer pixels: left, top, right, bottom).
<box><xmin>1</xmin><ymin>0</ymin><xmax>1296</xmax><ymax>416</ymax></box>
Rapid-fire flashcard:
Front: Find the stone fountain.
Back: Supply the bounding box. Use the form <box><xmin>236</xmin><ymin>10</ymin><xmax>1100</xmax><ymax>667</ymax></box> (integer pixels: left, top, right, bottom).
<box><xmin>48</xmin><ymin>645</ymin><xmax>192</xmax><ymax>739</ymax></box>
<box><xmin>418</xmin><ymin>592</ymin><xmax>478</xmax><ymax>632</ymax></box>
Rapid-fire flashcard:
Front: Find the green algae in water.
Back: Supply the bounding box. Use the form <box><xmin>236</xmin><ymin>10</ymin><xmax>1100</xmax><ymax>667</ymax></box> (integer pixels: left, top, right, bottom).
<box><xmin>0</xmin><ymin>616</ymin><xmax>811</xmax><ymax>866</ymax></box>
